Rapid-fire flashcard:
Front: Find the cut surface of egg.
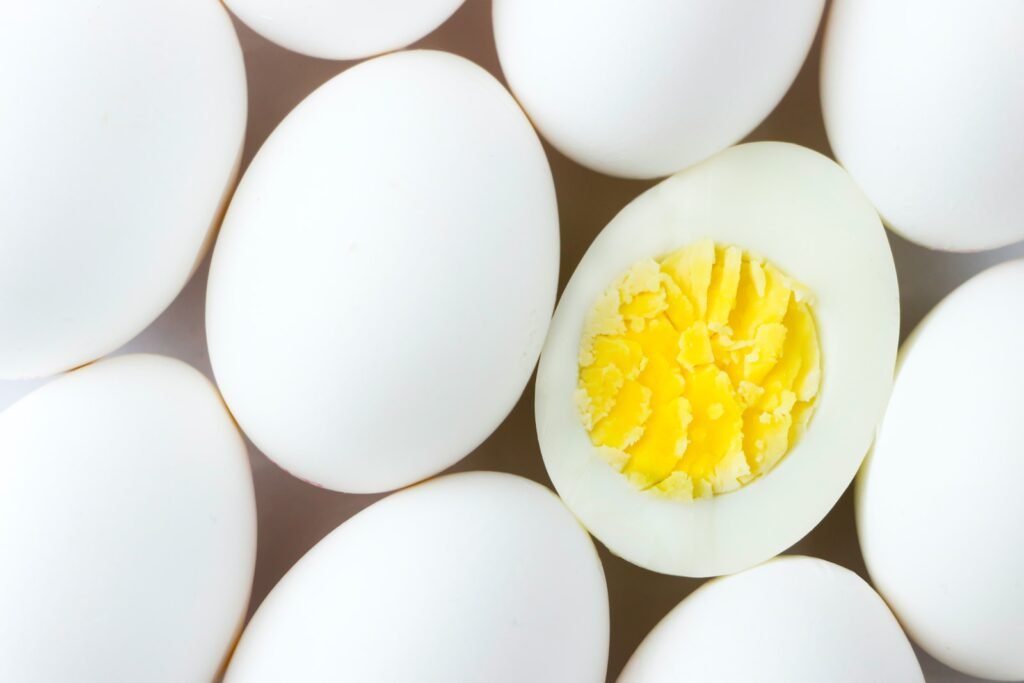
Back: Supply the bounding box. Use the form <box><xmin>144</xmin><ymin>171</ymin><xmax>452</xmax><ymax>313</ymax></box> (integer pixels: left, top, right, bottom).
<box><xmin>206</xmin><ymin>50</ymin><xmax>558</xmax><ymax>493</ymax></box>
<box><xmin>822</xmin><ymin>0</ymin><xmax>1024</xmax><ymax>251</ymax></box>
<box><xmin>576</xmin><ymin>240</ymin><xmax>821</xmax><ymax>500</ymax></box>
<box><xmin>537</xmin><ymin>142</ymin><xmax>898</xmax><ymax>576</ymax></box>
<box><xmin>493</xmin><ymin>0</ymin><xmax>824</xmax><ymax>179</ymax></box>
<box><xmin>618</xmin><ymin>556</ymin><xmax>923</xmax><ymax>682</ymax></box>
<box><xmin>224</xmin><ymin>472</ymin><xmax>608</xmax><ymax>683</ymax></box>
<box><xmin>225</xmin><ymin>0</ymin><xmax>465</xmax><ymax>60</ymax></box>
<box><xmin>0</xmin><ymin>0</ymin><xmax>246</xmax><ymax>379</ymax></box>
<box><xmin>858</xmin><ymin>260</ymin><xmax>1024</xmax><ymax>681</ymax></box>
<box><xmin>0</xmin><ymin>355</ymin><xmax>257</xmax><ymax>682</ymax></box>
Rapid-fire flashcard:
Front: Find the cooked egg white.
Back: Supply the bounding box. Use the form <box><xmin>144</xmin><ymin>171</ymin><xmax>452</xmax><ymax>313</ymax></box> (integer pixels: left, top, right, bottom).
<box><xmin>536</xmin><ymin>142</ymin><xmax>898</xmax><ymax>576</ymax></box>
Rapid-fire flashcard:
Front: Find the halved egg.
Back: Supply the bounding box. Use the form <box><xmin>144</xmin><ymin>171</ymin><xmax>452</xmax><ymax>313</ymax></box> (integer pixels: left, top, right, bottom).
<box><xmin>536</xmin><ymin>142</ymin><xmax>898</xmax><ymax>576</ymax></box>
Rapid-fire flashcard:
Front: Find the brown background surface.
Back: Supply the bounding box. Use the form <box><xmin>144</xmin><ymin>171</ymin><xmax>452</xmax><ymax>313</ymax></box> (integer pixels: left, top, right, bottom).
<box><xmin>3</xmin><ymin>2</ymin><xmax>1021</xmax><ymax>681</ymax></box>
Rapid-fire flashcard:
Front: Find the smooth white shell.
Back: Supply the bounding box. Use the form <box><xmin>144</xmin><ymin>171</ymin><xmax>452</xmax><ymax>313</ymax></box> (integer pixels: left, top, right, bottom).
<box><xmin>207</xmin><ymin>50</ymin><xmax>558</xmax><ymax>493</ymax></box>
<box><xmin>224</xmin><ymin>472</ymin><xmax>608</xmax><ymax>683</ymax></box>
<box><xmin>858</xmin><ymin>260</ymin><xmax>1024</xmax><ymax>681</ymax></box>
<box><xmin>0</xmin><ymin>0</ymin><xmax>246</xmax><ymax>379</ymax></box>
<box><xmin>822</xmin><ymin>0</ymin><xmax>1024</xmax><ymax>251</ymax></box>
<box><xmin>225</xmin><ymin>0</ymin><xmax>465</xmax><ymax>60</ymax></box>
<box><xmin>0</xmin><ymin>355</ymin><xmax>257</xmax><ymax>682</ymax></box>
<box><xmin>619</xmin><ymin>556</ymin><xmax>923</xmax><ymax>682</ymax></box>
<box><xmin>536</xmin><ymin>142</ymin><xmax>899</xmax><ymax>576</ymax></box>
<box><xmin>493</xmin><ymin>0</ymin><xmax>824</xmax><ymax>179</ymax></box>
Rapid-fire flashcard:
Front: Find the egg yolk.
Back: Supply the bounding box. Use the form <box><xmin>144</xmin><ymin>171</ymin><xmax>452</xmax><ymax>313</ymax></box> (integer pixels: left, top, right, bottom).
<box><xmin>575</xmin><ymin>239</ymin><xmax>821</xmax><ymax>500</ymax></box>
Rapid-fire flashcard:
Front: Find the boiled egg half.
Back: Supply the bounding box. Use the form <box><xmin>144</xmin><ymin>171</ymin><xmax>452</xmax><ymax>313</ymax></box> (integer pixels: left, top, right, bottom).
<box><xmin>536</xmin><ymin>142</ymin><xmax>898</xmax><ymax>576</ymax></box>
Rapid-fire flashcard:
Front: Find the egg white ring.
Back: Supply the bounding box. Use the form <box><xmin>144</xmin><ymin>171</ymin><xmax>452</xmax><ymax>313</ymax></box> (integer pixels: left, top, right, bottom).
<box><xmin>536</xmin><ymin>142</ymin><xmax>898</xmax><ymax>577</ymax></box>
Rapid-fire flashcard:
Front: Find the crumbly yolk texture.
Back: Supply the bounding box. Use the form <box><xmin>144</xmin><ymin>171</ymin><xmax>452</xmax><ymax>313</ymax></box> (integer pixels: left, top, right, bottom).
<box><xmin>575</xmin><ymin>239</ymin><xmax>821</xmax><ymax>500</ymax></box>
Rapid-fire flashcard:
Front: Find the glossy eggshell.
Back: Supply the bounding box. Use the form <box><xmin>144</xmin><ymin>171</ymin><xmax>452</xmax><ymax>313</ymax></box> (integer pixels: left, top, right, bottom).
<box><xmin>822</xmin><ymin>0</ymin><xmax>1024</xmax><ymax>251</ymax></box>
<box><xmin>618</xmin><ymin>556</ymin><xmax>923</xmax><ymax>682</ymax></box>
<box><xmin>206</xmin><ymin>50</ymin><xmax>559</xmax><ymax>493</ymax></box>
<box><xmin>225</xmin><ymin>0</ymin><xmax>466</xmax><ymax>60</ymax></box>
<box><xmin>224</xmin><ymin>472</ymin><xmax>609</xmax><ymax>683</ymax></box>
<box><xmin>0</xmin><ymin>355</ymin><xmax>257</xmax><ymax>682</ymax></box>
<box><xmin>857</xmin><ymin>260</ymin><xmax>1024</xmax><ymax>680</ymax></box>
<box><xmin>0</xmin><ymin>0</ymin><xmax>246</xmax><ymax>379</ymax></box>
<box><xmin>493</xmin><ymin>0</ymin><xmax>824</xmax><ymax>179</ymax></box>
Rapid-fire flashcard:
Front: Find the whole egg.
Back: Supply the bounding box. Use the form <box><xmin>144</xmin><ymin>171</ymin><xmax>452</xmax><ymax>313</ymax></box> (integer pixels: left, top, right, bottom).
<box><xmin>206</xmin><ymin>50</ymin><xmax>559</xmax><ymax>493</ymax></box>
<box><xmin>0</xmin><ymin>355</ymin><xmax>257</xmax><ymax>682</ymax></box>
<box><xmin>0</xmin><ymin>0</ymin><xmax>246</xmax><ymax>379</ymax></box>
<box><xmin>822</xmin><ymin>0</ymin><xmax>1024</xmax><ymax>251</ymax></box>
<box><xmin>619</xmin><ymin>556</ymin><xmax>923</xmax><ymax>682</ymax></box>
<box><xmin>224</xmin><ymin>472</ymin><xmax>608</xmax><ymax>683</ymax></box>
<box><xmin>858</xmin><ymin>260</ymin><xmax>1024</xmax><ymax>680</ymax></box>
<box><xmin>493</xmin><ymin>0</ymin><xmax>825</xmax><ymax>178</ymax></box>
<box><xmin>225</xmin><ymin>0</ymin><xmax>466</xmax><ymax>60</ymax></box>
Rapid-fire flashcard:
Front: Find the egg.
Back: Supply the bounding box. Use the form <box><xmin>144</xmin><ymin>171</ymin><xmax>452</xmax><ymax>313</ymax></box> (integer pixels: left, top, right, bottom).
<box><xmin>618</xmin><ymin>556</ymin><xmax>923</xmax><ymax>682</ymax></box>
<box><xmin>0</xmin><ymin>355</ymin><xmax>256</xmax><ymax>682</ymax></box>
<box><xmin>492</xmin><ymin>0</ymin><xmax>824</xmax><ymax>179</ymax></box>
<box><xmin>225</xmin><ymin>0</ymin><xmax>465</xmax><ymax>60</ymax></box>
<box><xmin>207</xmin><ymin>50</ymin><xmax>558</xmax><ymax>493</ymax></box>
<box><xmin>821</xmin><ymin>0</ymin><xmax>1024</xmax><ymax>251</ymax></box>
<box><xmin>224</xmin><ymin>471</ymin><xmax>608</xmax><ymax>682</ymax></box>
<box><xmin>857</xmin><ymin>260</ymin><xmax>1024</xmax><ymax>680</ymax></box>
<box><xmin>0</xmin><ymin>0</ymin><xmax>246</xmax><ymax>380</ymax></box>
<box><xmin>536</xmin><ymin>142</ymin><xmax>898</xmax><ymax>576</ymax></box>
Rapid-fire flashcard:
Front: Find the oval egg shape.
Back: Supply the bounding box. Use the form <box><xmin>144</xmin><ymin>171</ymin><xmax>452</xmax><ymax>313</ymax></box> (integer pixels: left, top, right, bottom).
<box><xmin>224</xmin><ymin>472</ymin><xmax>608</xmax><ymax>682</ymax></box>
<box><xmin>858</xmin><ymin>260</ymin><xmax>1024</xmax><ymax>680</ymax></box>
<box><xmin>0</xmin><ymin>0</ymin><xmax>247</xmax><ymax>379</ymax></box>
<box><xmin>207</xmin><ymin>50</ymin><xmax>559</xmax><ymax>493</ymax></box>
<box><xmin>822</xmin><ymin>0</ymin><xmax>1024</xmax><ymax>251</ymax></box>
<box><xmin>536</xmin><ymin>142</ymin><xmax>899</xmax><ymax>577</ymax></box>
<box><xmin>619</xmin><ymin>556</ymin><xmax>923</xmax><ymax>682</ymax></box>
<box><xmin>0</xmin><ymin>355</ymin><xmax>257</xmax><ymax>682</ymax></box>
<box><xmin>225</xmin><ymin>0</ymin><xmax>466</xmax><ymax>60</ymax></box>
<box><xmin>493</xmin><ymin>0</ymin><xmax>824</xmax><ymax>179</ymax></box>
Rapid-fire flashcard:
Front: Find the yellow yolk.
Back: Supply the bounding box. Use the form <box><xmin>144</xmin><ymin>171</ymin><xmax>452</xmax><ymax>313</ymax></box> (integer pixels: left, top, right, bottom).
<box><xmin>574</xmin><ymin>240</ymin><xmax>821</xmax><ymax>500</ymax></box>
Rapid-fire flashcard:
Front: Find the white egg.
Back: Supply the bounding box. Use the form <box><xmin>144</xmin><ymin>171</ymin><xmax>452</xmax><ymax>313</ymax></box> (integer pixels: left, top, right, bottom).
<box><xmin>0</xmin><ymin>0</ymin><xmax>246</xmax><ymax>380</ymax></box>
<box><xmin>858</xmin><ymin>260</ymin><xmax>1024</xmax><ymax>680</ymax></box>
<box><xmin>207</xmin><ymin>50</ymin><xmax>558</xmax><ymax>493</ymax></box>
<box><xmin>619</xmin><ymin>556</ymin><xmax>923</xmax><ymax>682</ymax></box>
<box><xmin>225</xmin><ymin>0</ymin><xmax>465</xmax><ymax>60</ymax></box>
<box><xmin>492</xmin><ymin>0</ymin><xmax>824</xmax><ymax>179</ymax></box>
<box><xmin>822</xmin><ymin>0</ymin><xmax>1024</xmax><ymax>252</ymax></box>
<box><xmin>536</xmin><ymin>142</ymin><xmax>898</xmax><ymax>576</ymax></box>
<box><xmin>0</xmin><ymin>355</ymin><xmax>256</xmax><ymax>682</ymax></box>
<box><xmin>224</xmin><ymin>472</ymin><xmax>608</xmax><ymax>682</ymax></box>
